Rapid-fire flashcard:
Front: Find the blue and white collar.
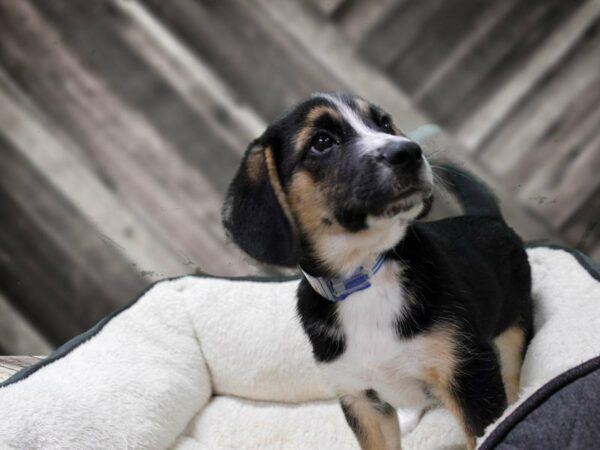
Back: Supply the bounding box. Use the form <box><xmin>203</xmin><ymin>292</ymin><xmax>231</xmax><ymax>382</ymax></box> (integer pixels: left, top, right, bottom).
<box><xmin>300</xmin><ymin>253</ymin><xmax>387</xmax><ymax>302</ymax></box>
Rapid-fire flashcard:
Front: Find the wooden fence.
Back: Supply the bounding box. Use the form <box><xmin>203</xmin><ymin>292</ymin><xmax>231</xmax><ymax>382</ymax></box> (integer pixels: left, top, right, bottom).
<box><xmin>0</xmin><ymin>0</ymin><xmax>598</xmax><ymax>354</ymax></box>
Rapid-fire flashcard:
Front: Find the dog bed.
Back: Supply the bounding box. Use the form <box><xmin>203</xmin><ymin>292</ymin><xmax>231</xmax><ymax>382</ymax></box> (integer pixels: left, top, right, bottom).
<box><xmin>0</xmin><ymin>245</ymin><xmax>599</xmax><ymax>450</ymax></box>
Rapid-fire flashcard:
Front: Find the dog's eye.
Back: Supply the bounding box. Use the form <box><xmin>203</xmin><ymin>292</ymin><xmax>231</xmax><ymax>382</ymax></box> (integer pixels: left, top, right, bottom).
<box><xmin>310</xmin><ymin>133</ymin><xmax>335</xmax><ymax>154</ymax></box>
<box><xmin>380</xmin><ymin>116</ymin><xmax>394</xmax><ymax>134</ymax></box>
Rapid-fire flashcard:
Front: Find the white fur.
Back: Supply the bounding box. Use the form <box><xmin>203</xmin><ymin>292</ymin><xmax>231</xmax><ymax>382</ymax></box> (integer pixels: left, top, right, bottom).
<box><xmin>318</xmin><ymin>93</ymin><xmax>410</xmax><ymax>156</ymax></box>
<box><xmin>317</xmin><ymin>259</ymin><xmax>435</xmax><ymax>417</ymax></box>
<box><xmin>0</xmin><ymin>248</ymin><xmax>598</xmax><ymax>450</ymax></box>
<box><xmin>311</xmin><ymin>200</ymin><xmax>428</xmax><ymax>277</ymax></box>
<box><xmin>316</xmin><ymin>217</ymin><xmax>407</xmax><ymax>277</ymax></box>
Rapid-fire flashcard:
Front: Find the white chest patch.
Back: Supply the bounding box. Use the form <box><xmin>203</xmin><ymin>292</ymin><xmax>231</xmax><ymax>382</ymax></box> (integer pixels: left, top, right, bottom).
<box><xmin>318</xmin><ymin>260</ymin><xmax>435</xmax><ymax>410</ymax></box>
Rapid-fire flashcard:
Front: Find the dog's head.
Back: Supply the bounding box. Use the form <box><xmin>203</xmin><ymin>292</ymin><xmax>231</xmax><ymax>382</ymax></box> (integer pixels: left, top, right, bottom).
<box><xmin>223</xmin><ymin>93</ymin><xmax>434</xmax><ymax>273</ymax></box>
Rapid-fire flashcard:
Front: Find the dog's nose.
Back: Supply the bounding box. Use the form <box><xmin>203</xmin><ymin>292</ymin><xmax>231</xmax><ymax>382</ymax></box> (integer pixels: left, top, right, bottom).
<box><xmin>380</xmin><ymin>141</ymin><xmax>423</xmax><ymax>168</ymax></box>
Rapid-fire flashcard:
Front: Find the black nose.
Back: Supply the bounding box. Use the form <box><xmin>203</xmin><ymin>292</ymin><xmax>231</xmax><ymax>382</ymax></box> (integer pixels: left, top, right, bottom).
<box><xmin>380</xmin><ymin>141</ymin><xmax>422</xmax><ymax>168</ymax></box>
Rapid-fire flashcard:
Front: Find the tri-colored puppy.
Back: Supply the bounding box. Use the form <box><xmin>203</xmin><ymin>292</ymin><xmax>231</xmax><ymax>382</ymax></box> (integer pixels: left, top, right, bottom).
<box><xmin>223</xmin><ymin>93</ymin><xmax>533</xmax><ymax>450</ymax></box>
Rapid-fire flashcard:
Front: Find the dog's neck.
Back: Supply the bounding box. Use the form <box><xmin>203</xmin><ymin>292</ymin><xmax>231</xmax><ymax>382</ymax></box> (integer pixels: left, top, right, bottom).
<box><xmin>300</xmin><ymin>216</ymin><xmax>408</xmax><ymax>278</ymax></box>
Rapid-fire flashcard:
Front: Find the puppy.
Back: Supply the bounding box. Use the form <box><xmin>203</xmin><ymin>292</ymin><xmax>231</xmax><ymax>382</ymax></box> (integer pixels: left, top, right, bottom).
<box><xmin>222</xmin><ymin>93</ymin><xmax>533</xmax><ymax>450</ymax></box>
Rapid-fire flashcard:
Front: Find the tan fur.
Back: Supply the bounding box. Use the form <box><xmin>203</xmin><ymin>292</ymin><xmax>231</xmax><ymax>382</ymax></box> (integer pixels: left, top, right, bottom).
<box><xmin>287</xmin><ymin>170</ymin><xmax>341</xmax><ymax>236</ymax></box>
<box><xmin>421</xmin><ymin>326</ymin><xmax>459</xmax><ymax>388</ymax></box>
<box><xmin>245</xmin><ymin>144</ymin><xmax>265</xmax><ymax>183</ymax></box>
<box><xmin>264</xmin><ymin>146</ymin><xmax>297</xmax><ymax>236</ymax></box>
<box><xmin>293</xmin><ymin>105</ymin><xmax>342</xmax><ymax>151</ymax></box>
<box><xmin>341</xmin><ymin>393</ymin><xmax>401</xmax><ymax>450</ymax></box>
<box><xmin>420</xmin><ymin>327</ymin><xmax>477</xmax><ymax>450</ymax></box>
<box><xmin>288</xmin><ymin>170</ymin><xmax>395</xmax><ymax>274</ymax></box>
<box><xmin>356</xmin><ymin>98</ymin><xmax>372</xmax><ymax>116</ymax></box>
<box><xmin>494</xmin><ymin>326</ymin><xmax>526</xmax><ymax>404</ymax></box>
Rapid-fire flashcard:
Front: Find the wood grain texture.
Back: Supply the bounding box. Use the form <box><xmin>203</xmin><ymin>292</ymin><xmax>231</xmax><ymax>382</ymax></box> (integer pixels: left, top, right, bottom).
<box><xmin>143</xmin><ymin>0</ymin><xmax>344</xmax><ymax>120</ymax></box>
<box><xmin>0</xmin><ymin>292</ymin><xmax>52</xmax><ymax>355</ymax></box>
<box><xmin>0</xmin><ymin>356</ymin><xmax>42</xmax><ymax>383</ymax></box>
<box><xmin>0</xmin><ymin>0</ymin><xmax>597</xmax><ymax>353</ymax></box>
<box><xmin>457</xmin><ymin>0</ymin><xmax>600</xmax><ymax>150</ymax></box>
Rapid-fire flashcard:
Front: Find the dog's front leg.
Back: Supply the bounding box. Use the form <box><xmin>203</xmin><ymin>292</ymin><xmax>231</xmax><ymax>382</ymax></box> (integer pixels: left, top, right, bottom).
<box><xmin>340</xmin><ymin>390</ymin><xmax>401</xmax><ymax>450</ymax></box>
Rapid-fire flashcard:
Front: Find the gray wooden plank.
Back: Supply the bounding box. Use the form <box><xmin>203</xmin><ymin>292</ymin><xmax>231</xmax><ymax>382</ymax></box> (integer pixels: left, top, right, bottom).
<box><xmin>494</xmin><ymin>60</ymin><xmax>600</xmax><ymax>191</ymax></box>
<box><xmin>0</xmin><ymin>0</ymin><xmax>253</xmax><ymax>276</ymax></box>
<box><xmin>34</xmin><ymin>0</ymin><xmax>244</xmax><ymax>195</ymax></box>
<box><xmin>0</xmin><ymin>133</ymin><xmax>147</xmax><ymax>344</ymax></box>
<box><xmin>0</xmin><ymin>356</ymin><xmax>40</xmax><ymax>383</ymax></box>
<box><xmin>305</xmin><ymin>0</ymin><xmax>348</xmax><ymax>18</ymax></box>
<box><xmin>561</xmin><ymin>185</ymin><xmax>600</xmax><ymax>258</ymax></box>
<box><xmin>142</xmin><ymin>0</ymin><xmax>344</xmax><ymax>121</ymax></box>
<box><xmin>0</xmin><ymin>291</ymin><xmax>52</xmax><ymax>355</ymax></box>
<box><xmin>458</xmin><ymin>0</ymin><xmax>600</xmax><ymax>150</ymax></box>
<box><xmin>359</xmin><ymin>0</ymin><xmax>443</xmax><ymax>69</ymax></box>
<box><xmin>412</xmin><ymin>0</ymin><xmax>516</xmax><ymax>103</ymax></box>
<box><xmin>114</xmin><ymin>0</ymin><xmax>264</xmax><ymax>151</ymax></box>
<box><xmin>417</xmin><ymin>0</ymin><xmax>583</xmax><ymax>128</ymax></box>
<box><xmin>0</xmin><ymin>70</ymin><xmax>192</xmax><ymax>280</ymax></box>
<box><xmin>478</xmin><ymin>21</ymin><xmax>600</xmax><ymax>184</ymax></box>
<box><xmin>334</xmin><ymin>0</ymin><xmax>398</xmax><ymax>43</ymax></box>
<box><xmin>519</xmin><ymin>125</ymin><xmax>600</xmax><ymax>230</ymax></box>
<box><xmin>387</xmin><ymin>0</ymin><xmax>494</xmax><ymax>94</ymax></box>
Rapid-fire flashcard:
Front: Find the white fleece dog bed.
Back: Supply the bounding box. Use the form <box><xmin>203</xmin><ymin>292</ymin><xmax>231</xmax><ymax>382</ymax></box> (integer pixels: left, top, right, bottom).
<box><xmin>1</xmin><ymin>245</ymin><xmax>599</xmax><ymax>450</ymax></box>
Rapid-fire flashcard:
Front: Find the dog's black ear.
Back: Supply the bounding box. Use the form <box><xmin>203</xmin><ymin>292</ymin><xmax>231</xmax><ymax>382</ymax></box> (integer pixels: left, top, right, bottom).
<box><xmin>222</xmin><ymin>140</ymin><xmax>299</xmax><ymax>267</ymax></box>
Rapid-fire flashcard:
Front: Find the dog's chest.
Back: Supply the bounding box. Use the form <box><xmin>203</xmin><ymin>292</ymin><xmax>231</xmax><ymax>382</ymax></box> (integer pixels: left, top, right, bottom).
<box><xmin>318</xmin><ymin>261</ymin><xmax>431</xmax><ymax>407</ymax></box>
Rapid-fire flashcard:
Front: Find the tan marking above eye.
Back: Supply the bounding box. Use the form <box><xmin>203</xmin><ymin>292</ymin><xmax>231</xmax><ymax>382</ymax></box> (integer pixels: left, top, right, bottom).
<box><xmin>356</xmin><ymin>98</ymin><xmax>372</xmax><ymax>117</ymax></box>
<box><xmin>293</xmin><ymin>105</ymin><xmax>342</xmax><ymax>152</ymax></box>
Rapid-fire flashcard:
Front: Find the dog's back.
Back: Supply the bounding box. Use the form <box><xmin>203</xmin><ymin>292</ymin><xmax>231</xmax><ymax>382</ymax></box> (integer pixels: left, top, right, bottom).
<box><xmin>419</xmin><ymin>164</ymin><xmax>533</xmax><ymax>341</ymax></box>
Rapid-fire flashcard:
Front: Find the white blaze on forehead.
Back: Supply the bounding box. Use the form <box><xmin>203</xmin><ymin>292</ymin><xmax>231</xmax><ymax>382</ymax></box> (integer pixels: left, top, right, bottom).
<box><xmin>316</xmin><ymin>93</ymin><xmax>411</xmax><ymax>154</ymax></box>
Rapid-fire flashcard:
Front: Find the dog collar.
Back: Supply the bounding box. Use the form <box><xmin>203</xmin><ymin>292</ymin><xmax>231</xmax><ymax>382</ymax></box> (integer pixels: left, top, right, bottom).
<box><xmin>300</xmin><ymin>253</ymin><xmax>387</xmax><ymax>302</ymax></box>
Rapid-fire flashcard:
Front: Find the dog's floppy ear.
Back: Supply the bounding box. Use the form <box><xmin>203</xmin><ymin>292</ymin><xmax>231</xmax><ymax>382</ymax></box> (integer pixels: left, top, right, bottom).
<box><xmin>222</xmin><ymin>140</ymin><xmax>299</xmax><ymax>267</ymax></box>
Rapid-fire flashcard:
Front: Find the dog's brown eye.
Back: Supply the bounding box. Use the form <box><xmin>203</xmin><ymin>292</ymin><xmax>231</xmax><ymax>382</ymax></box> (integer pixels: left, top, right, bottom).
<box><xmin>380</xmin><ymin>117</ymin><xmax>394</xmax><ymax>134</ymax></box>
<box><xmin>310</xmin><ymin>133</ymin><xmax>335</xmax><ymax>153</ymax></box>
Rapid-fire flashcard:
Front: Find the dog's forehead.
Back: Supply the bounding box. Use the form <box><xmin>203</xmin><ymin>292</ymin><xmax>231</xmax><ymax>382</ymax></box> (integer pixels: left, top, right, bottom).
<box><xmin>277</xmin><ymin>94</ymin><xmax>381</xmax><ymax>151</ymax></box>
<box><xmin>313</xmin><ymin>93</ymin><xmax>374</xmax><ymax>131</ymax></box>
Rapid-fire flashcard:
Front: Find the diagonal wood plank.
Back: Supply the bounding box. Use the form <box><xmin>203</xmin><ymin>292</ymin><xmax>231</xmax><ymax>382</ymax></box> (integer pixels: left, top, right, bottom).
<box><xmin>457</xmin><ymin>0</ymin><xmax>600</xmax><ymax>150</ymax></box>
<box><xmin>34</xmin><ymin>0</ymin><xmax>246</xmax><ymax>195</ymax></box>
<box><xmin>0</xmin><ymin>291</ymin><xmax>52</xmax><ymax>355</ymax></box>
<box><xmin>114</xmin><ymin>0</ymin><xmax>264</xmax><ymax>152</ymax></box>
<box><xmin>0</xmin><ymin>71</ymin><xmax>191</xmax><ymax>280</ymax></box>
<box><xmin>418</xmin><ymin>0</ymin><xmax>581</xmax><ymax>128</ymax></box>
<box><xmin>142</xmin><ymin>0</ymin><xmax>346</xmax><ymax>120</ymax></box>
<box><xmin>0</xmin><ymin>133</ymin><xmax>147</xmax><ymax>344</ymax></box>
<box><xmin>0</xmin><ymin>0</ymin><xmax>253</xmax><ymax>276</ymax></box>
<box><xmin>333</xmin><ymin>0</ymin><xmax>398</xmax><ymax>43</ymax></box>
<box><xmin>477</xmin><ymin>19</ymin><xmax>600</xmax><ymax>181</ymax></box>
<box><xmin>0</xmin><ymin>356</ymin><xmax>40</xmax><ymax>383</ymax></box>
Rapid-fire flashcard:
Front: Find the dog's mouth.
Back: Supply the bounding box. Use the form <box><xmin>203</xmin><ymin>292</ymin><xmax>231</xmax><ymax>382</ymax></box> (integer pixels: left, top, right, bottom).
<box><xmin>380</xmin><ymin>186</ymin><xmax>431</xmax><ymax>218</ymax></box>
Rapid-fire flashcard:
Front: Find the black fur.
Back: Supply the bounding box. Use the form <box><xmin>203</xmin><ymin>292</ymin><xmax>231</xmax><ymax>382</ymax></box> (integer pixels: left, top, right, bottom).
<box><xmin>365</xmin><ymin>389</ymin><xmax>396</xmax><ymax>416</ymax></box>
<box><xmin>222</xmin><ymin>143</ymin><xmax>298</xmax><ymax>267</ymax></box>
<box><xmin>451</xmin><ymin>338</ymin><xmax>508</xmax><ymax>437</ymax></box>
<box><xmin>296</xmin><ymin>280</ymin><xmax>345</xmax><ymax>362</ymax></box>
<box><xmin>438</xmin><ymin>164</ymin><xmax>501</xmax><ymax>218</ymax></box>
<box><xmin>223</xmin><ymin>93</ymin><xmax>533</xmax><ymax>440</ymax></box>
